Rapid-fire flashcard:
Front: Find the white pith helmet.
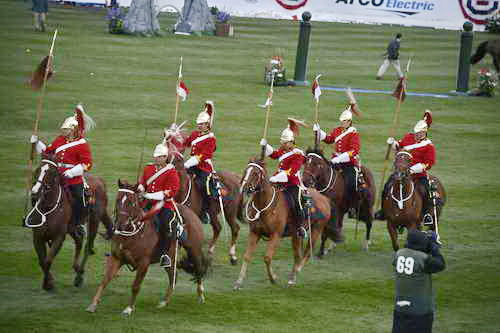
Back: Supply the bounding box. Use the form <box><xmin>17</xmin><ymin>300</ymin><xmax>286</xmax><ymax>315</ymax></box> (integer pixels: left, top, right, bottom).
<box><xmin>153</xmin><ymin>144</ymin><xmax>169</xmax><ymax>157</ymax></box>
<box><xmin>60</xmin><ymin>116</ymin><xmax>78</xmax><ymax>129</ymax></box>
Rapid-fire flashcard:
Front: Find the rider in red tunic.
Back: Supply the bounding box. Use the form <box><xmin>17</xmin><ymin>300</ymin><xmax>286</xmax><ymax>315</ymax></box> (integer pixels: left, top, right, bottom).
<box><xmin>183</xmin><ymin>101</ymin><xmax>218</xmax><ymax>223</ymax></box>
<box><xmin>260</xmin><ymin>118</ymin><xmax>307</xmax><ymax>238</ymax></box>
<box><xmin>375</xmin><ymin>110</ymin><xmax>436</xmax><ymax>225</ymax></box>
<box><xmin>138</xmin><ymin>143</ymin><xmax>181</xmax><ymax>267</ymax></box>
<box><xmin>313</xmin><ymin>104</ymin><xmax>361</xmax><ymax>216</ymax></box>
<box><xmin>30</xmin><ymin>104</ymin><xmax>94</xmax><ymax>237</ymax></box>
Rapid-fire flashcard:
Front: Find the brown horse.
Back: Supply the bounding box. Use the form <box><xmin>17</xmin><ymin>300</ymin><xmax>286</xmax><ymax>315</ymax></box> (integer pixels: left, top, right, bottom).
<box><xmin>471</xmin><ymin>39</ymin><xmax>500</xmax><ymax>73</ymax></box>
<box><xmin>234</xmin><ymin>158</ymin><xmax>331</xmax><ymax>288</ymax></box>
<box><xmin>383</xmin><ymin>152</ymin><xmax>446</xmax><ymax>251</ymax></box>
<box><xmin>26</xmin><ymin>157</ymin><xmax>113</xmax><ymax>290</ymax></box>
<box><xmin>169</xmin><ymin>152</ymin><xmax>244</xmax><ymax>265</ymax></box>
<box><xmin>86</xmin><ymin>180</ymin><xmax>210</xmax><ymax>315</ymax></box>
<box><xmin>302</xmin><ymin>149</ymin><xmax>376</xmax><ymax>253</ymax></box>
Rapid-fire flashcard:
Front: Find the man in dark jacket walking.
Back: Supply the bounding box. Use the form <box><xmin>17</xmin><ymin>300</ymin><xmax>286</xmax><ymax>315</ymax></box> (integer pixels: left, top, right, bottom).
<box><xmin>392</xmin><ymin>229</ymin><xmax>445</xmax><ymax>333</ymax></box>
<box><xmin>377</xmin><ymin>33</ymin><xmax>404</xmax><ymax>79</ymax></box>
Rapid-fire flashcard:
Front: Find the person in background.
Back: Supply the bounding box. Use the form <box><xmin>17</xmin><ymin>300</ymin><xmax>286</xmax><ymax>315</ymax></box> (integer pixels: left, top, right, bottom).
<box><xmin>376</xmin><ymin>33</ymin><xmax>404</xmax><ymax>80</ymax></box>
<box><xmin>32</xmin><ymin>0</ymin><xmax>48</xmax><ymax>32</ymax></box>
<box><xmin>392</xmin><ymin>229</ymin><xmax>445</xmax><ymax>333</ymax></box>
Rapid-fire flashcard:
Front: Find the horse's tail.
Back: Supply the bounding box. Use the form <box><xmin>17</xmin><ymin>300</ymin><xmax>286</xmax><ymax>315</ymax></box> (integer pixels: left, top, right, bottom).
<box><xmin>178</xmin><ymin>251</ymin><xmax>211</xmax><ymax>283</ymax></box>
<box><xmin>471</xmin><ymin>41</ymin><xmax>489</xmax><ymax>64</ymax></box>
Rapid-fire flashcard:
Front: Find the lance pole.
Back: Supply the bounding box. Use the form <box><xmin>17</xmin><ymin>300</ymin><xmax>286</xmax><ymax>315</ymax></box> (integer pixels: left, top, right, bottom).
<box><xmin>26</xmin><ymin>29</ymin><xmax>58</xmax><ymax>214</ymax></box>
<box><xmin>260</xmin><ymin>71</ymin><xmax>276</xmax><ymax>161</ymax></box>
<box><xmin>376</xmin><ymin>57</ymin><xmax>412</xmax><ymax>210</ymax></box>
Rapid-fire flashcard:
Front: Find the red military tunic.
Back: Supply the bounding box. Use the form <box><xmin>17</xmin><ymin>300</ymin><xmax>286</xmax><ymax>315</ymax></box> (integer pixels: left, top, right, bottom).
<box><xmin>45</xmin><ymin>135</ymin><xmax>92</xmax><ymax>185</ymax></box>
<box><xmin>269</xmin><ymin>148</ymin><xmax>305</xmax><ymax>187</ymax></box>
<box><xmin>323</xmin><ymin>126</ymin><xmax>360</xmax><ymax>167</ymax></box>
<box><xmin>398</xmin><ymin>133</ymin><xmax>436</xmax><ymax>178</ymax></box>
<box><xmin>185</xmin><ymin>131</ymin><xmax>216</xmax><ymax>173</ymax></box>
<box><xmin>139</xmin><ymin>164</ymin><xmax>180</xmax><ymax>210</ymax></box>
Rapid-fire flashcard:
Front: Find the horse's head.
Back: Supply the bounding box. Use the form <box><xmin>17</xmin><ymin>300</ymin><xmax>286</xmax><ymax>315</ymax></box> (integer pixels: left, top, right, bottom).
<box><xmin>303</xmin><ymin>149</ymin><xmax>330</xmax><ymax>189</ymax></box>
<box><xmin>393</xmin><ymin>151</ymin><xmax>413</xmax><ymax>181</ymax></box>
<box><xmin>240</xmin><ymin>158</ymin><xmax>267</xmax><ymax>195</ymax></box>
<box><xmin>115</xmin><ymin>179</ymin><xmax>142</xmax><ymax>234</ymax></box>
<box><xmin>31</xmin><ymin>156</ymin><xmax>61</xmax><ymax>203</ymax></box>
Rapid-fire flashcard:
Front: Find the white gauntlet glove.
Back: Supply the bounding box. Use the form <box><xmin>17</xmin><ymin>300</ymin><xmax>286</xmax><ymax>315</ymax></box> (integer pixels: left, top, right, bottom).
<box><xmin>184</xmin><ymin>156</ymin><xmax>199</xmax><ymax>169</ymax></box>
<box><xmin>137</xmin><ymin>184</ymin><xmax>145</xmax><ymax>193</ymax></box>
<box><xmin>410</xmin><ymin>163</ymin><xmax>425</xmax><ymax>174</ymax></box>
<box><xmin>331</xmin><ymin>152</ymin><xmax>350</xmax><ymax>164</ymax></box>
<box><xmin>269</xmin><ymin>171</ymin><xmax>288</xmax><ymax>183</ymax></box>
<box><xmin>63</xmin><ymin>164</ymin><xmax>84</xmax><ymax>178</ymax></box>
<box><xmin>30</xmin><ymin>135</ymin><xmax>47</xmax><ymax>153</ymax></box>
<box><xmin>143</xmin><ymin>191</ymin><xmax>165</xmax><ymax>201</ymax></box>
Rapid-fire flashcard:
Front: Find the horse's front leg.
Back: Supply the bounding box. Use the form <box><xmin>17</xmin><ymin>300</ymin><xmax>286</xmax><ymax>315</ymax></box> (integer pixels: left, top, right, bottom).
<box><xmin>70</xmin><ymin>228</ymin><xmax>84</xmax><ymax>276</ymax></box>
<box><xmin>288</xmin><ymin>234</ymin><xmax>302</xmax><ymax>286</ymax></box>
<box><xmin>86</xmin><ymin>255</ymin><xmax>122</xmax><ymax>313</ymax></box>
<box><xmin>122</xmin><ymin>260</ymin><xmax>150</xmax><ymax>316</ymax></box>
<box><xmin>41</xmin><ymin>234</ymin><xmax>65</xmax><ymax>291</ymax></box>
<box><xmin>74</xmin><ymin>215</ymin><xmax>98</xmax><ymax>287</ymax></box>
<box><xmin>158</xmin><ymin>244</ymin><xmax>177</xmax><ymax>308</ymax></box>
<box><xmin>234</xmin><ymin>231</ymin><xmax>260</xmax><ymax>290</ymax></box>
<box><xmin>387</xmin><ymin>220</ymin><xmax>399</xmax><ymax>252</ymax></box>
<box><xmin>264</xmin><ymin>232</ymin><xmax>282</xmax><ymax>285</ymax></box>
<box><xmin>226</xmin><ymin>207</ymin><xmax>240</xmax><ymax>266</ymax></box>
<box><xmin>33</xmin><ymin>233</ymin><xmax>50</xmax><ymax>291</ymax></box>
<box><xmin>207</xmin><ymin>209</ymin><xmax>221</xmax><ymax>256</ymax></box>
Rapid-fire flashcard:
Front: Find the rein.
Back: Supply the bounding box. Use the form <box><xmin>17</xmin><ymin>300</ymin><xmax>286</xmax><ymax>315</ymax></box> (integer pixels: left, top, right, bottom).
<box><xmin>306</xmin><ymin>153</ymin><xmax>335</xmax><ymax>193</ymax></box>
<box><xmin>114</xmin><ymin>188</ymin><xmax>144</xmax><ymax>237</ymax></box>
<box><xmin>390</xmin><ymin>153</ymin><xmax>416</xmax><ymax>210</ymax></box>
<box><xmin>179</xmin><ymin>174</ymin><xmax>192</xmax><ymax>205</ymax></box>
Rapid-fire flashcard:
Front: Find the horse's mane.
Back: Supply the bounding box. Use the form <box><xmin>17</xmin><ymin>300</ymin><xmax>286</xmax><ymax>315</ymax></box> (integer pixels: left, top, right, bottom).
<box><xmin>249</xmin><ymin>156</ymin><xmax>266</xmax><ymax>168</ymax></box>
<box><xmin>305</xmin><ymin>147</ymin><xmax>330</xmax><ymax>164</ymax></box>
<box><xmin>118</xmin><ymin>179</ymin><xmax>137</xmax><ymax>191</ymax></box>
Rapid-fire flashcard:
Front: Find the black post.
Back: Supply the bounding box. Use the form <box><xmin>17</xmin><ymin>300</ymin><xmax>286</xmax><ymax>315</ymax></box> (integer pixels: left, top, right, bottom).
<box><xmin>293</xmin><ymin>11</ymin><xmax>312</xmax><ymax>86</ymax></box>
<box><xmin>456</xmin><ymin>22</ymin><xmax>474</xmax><ymax>93</ymax></box>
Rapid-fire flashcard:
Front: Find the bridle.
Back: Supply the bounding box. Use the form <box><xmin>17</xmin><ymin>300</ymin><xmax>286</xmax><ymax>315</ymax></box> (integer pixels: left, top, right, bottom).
<box><xmin>390</xmin><ymin>152</ymin><xmax>415</xmax><ymax>210</ymax></box>
<box><xmin>303</xmin><ymin>153</ymin><xmax>336</xmax><ymax>193</ymax></box>
<box><xmin>114</xmin><ymin>188</ymin><xmax>144</xmax><ymax>236</ymax></box>
<box><xmin>241</xmin><ymin>162</ymin><xmax>277</xmax><ymax>222</ymax></box>
<box><xmin>25</xmin><ymin>159</ymin><xmax>62</xmax><ymax>228</ymax></box>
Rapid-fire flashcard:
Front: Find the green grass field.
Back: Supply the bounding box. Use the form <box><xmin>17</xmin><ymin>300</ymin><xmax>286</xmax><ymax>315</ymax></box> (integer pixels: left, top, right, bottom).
<box><xmin>1</xmin><ymin>1</ymin><xmax>500</xmax><ymax>332</ymax></box>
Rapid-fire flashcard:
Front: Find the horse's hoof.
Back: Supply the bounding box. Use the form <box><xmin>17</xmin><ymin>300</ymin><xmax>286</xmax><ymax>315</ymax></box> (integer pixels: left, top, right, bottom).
<box><xmin>89</xmin><ymin>248</ymin><xmax>96</xmax><ymax>255</ymax></box>
<box><xmin>121</xmin><ymin>306</ymin><xmax>134</xmax><ymax>316</ymax></box>
<box><xmin>198</xmin><ymin>295</ymin><xmax>205</xmax><ymax>304</ymax></box>
<box><xmin>43</xmin><ymin>282</ymin><xmax>55</xmax><ymax>292</ymax></box>
<box><xmin>86</xmin><ymin>304</ymin><xmax>97</xmax><ymax>313</ymax></box>
<box><xmin>270</xmin><ymin>276</ymin><xmax>278</xmax><ymax>285</ymax></box>
<box><xmin>233</xmin><ymin>281</ymin><xmax>242</xmax><ymax>291</ymax></box>
<box><xmin>157</xmin><ymin>301</ymin><xmax>167</xmax><ymax>309</ymax></box>
<box><xmin>229</xmin><ymin>256</ymin><xmax>238</xmax><ymax>266</ymax></box>
<box><xmin>287</xmin><ymin>280</ymin><xmax>297</xmax><ymax>287</ymax></box>
<box><xmin>74</xmin><ymin>275</ymin><xmax>84</xmax><ymax>287</ymax></box>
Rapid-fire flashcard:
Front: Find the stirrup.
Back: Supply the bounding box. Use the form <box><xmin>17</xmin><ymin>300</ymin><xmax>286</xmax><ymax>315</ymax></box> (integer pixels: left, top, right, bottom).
<box><xmin>297</xmin><ymin>226</ymin><xmax>308</xmax><ymax>240</ymax></box>
<box><xmin>423</xmin><ymin>213</ymin><xmax>434</xmax><ymax>226</ymax></box>
<box><xmin>159</xmin><ymin>254</ymin><xmax>171</xmax><ymax>268</ymax></box>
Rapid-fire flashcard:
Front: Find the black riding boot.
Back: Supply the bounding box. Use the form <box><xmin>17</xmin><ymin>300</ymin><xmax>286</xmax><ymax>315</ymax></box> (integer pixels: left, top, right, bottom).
<box><xmin>341</xmin><ymin>165</ymin><xmax>357</xmax><ymax>217</ymax></box>
<box><xmin>69</xmin><ymin>184</ymin><xmax>86</xmax><ymax>237</ymax></box>
<box><xmin>158</xmin><ymin>208</ymin><xmax>174</xmax><ymax>268</ymax></box>
<box><xmin>417</xmin><ymin>177</ymin><xmax>434</xmax><ymax>226</ymax></box>
<box><xmin>189</xmin><ymin>167</ymin><xmax>211</xmax><ymax>224</ymax></box>
<box><xmin>286</xmin><ymin>186</ymin><xmax>307</xmax><ymax>239</ymax></box>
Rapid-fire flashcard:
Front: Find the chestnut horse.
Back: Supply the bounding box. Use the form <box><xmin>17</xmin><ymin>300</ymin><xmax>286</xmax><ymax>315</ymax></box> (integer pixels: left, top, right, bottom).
<box><xmin>170</xmin><ymin>153</ymin><xmax>244</xmax><ymax>264</ymax></box>
<box><xmin>234</xmin><ymin>159</ymin><xmax>331</xmax><ymax>288</ymax></box>
<box><xmin>86</xmin><ymin>180</ymin><xmax>210</xmax><ymax>315</ymax></box>
<box><xmin>26</xmin><ymin>157</ymin><xmax>113</xmax><ymax>290</ymax></box>
<box><xmin>302</xmin><ymin>149</ymin><xmax>376</xmax><ymax>253</ymax></box>
<box><xmin>383</xmin><ymin>152</ymin><xmax>446</xmax><ymax>251</ymax></box>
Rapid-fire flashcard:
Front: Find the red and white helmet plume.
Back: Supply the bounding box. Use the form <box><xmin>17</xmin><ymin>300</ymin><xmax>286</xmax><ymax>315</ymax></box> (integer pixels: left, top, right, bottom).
<box><xmin>75</xmin><ymin>104</ymin><xmax>95</xmax><ymax>137</ymax></box>
<box><xmin>413</xmin><ymin>109</ymin><xmax>433</xmax><ymax>133</ymax></box>
<box><xmin>280</xmin><ymin>118</ymin><xmax>308</xmax><ymax>143</ymax></box>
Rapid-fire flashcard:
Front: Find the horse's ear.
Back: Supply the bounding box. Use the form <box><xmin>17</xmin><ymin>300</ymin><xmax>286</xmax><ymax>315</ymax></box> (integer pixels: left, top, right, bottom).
<box><xmin>118</xmin><ymin>179</ymin><xmax>123</xmax><ymax>188</ymax></box>
<box><xmin>41</xmin><ymin>152</ymin><xmax>53</xmax><ymax>160</ymax></box>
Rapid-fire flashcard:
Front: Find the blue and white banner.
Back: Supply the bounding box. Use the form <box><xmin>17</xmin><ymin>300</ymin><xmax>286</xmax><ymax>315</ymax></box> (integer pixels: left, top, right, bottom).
<box><xmin>79</xmin><ymin>0</ymin><xmax>499</xmax><ymax>31</ymax></box>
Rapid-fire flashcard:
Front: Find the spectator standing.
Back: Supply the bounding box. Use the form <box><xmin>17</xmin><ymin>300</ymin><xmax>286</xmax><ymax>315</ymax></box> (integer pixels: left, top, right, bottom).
<box><xmin>32</xmin><ymin>0</ymin><xmax>48</xmax><ymax>32</ymax></box>
<box><xmin>377</xmin><ymin>33</ymin><xmax>404</xmax><ymax>80</ymax></box>
<box><xmin>392</xmin><ymin>229</ymin><xmax>445</xmax><ymax>333</ymax></box>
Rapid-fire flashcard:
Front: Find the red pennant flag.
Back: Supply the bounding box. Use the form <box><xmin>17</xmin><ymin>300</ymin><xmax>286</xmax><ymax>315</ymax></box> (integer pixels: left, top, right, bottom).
<box><xmin>177</xmin><ymin>80</ymin><xmax>189</xmax><ymax>101</ymax></box>
<box><xmin>392</xmin><ymin>77</ymin><xmax>406</xmax><ymax>102</ymax></box>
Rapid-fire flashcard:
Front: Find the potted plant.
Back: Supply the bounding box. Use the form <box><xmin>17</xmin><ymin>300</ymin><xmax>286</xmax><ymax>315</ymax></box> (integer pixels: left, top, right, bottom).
<box><xmin>215</xmin><ymin>11</ymin><xmax>233</xmax><ymax>37</ymax></box>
